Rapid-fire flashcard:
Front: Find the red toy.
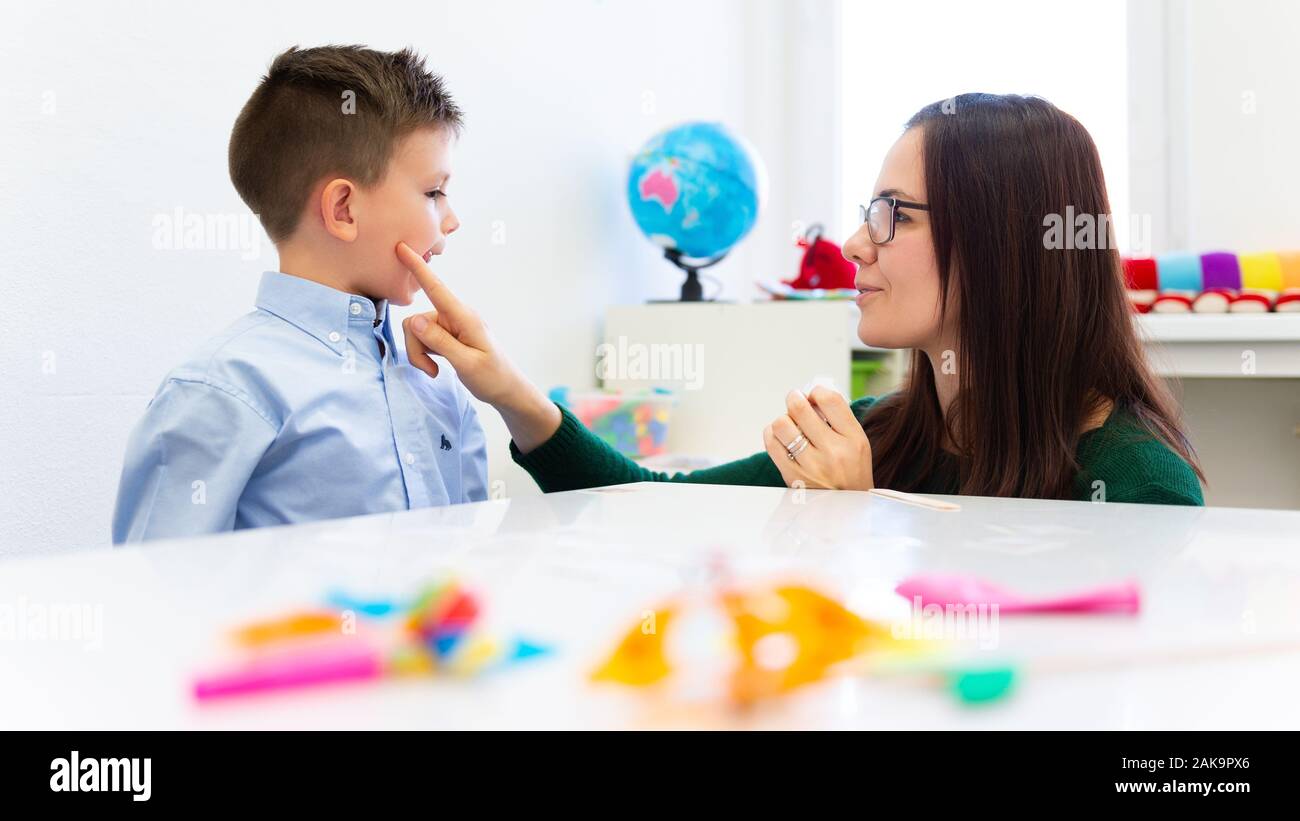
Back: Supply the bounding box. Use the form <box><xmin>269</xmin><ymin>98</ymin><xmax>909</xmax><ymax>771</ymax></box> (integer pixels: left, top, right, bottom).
<box><xmin>784</xmin><ymin>224</ymin><xmax>857</xmax><ymax>291</ymax></box>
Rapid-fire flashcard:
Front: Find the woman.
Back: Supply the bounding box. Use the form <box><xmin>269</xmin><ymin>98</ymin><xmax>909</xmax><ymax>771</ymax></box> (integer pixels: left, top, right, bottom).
<box><xmin>398</xmin><ymin>93</ymin><xmax>1205</xmax><ymax>505</ymax></box>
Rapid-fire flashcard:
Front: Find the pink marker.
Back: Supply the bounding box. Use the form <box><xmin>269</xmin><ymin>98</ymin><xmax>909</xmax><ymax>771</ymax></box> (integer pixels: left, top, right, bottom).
<box><xmin>194</xmin><ymin>645</ymin><xmax>384</xmax><ymax>700</ymax></box>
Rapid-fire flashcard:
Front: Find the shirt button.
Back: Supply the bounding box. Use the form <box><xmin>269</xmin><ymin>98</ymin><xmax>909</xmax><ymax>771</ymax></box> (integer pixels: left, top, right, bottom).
<box><xmin>350</xmin><ymin>303</ymin><xmax>362</xmax><ymax>316</ymax></box>
<box><xmin>328</xmin><ymin>331</ymin><xmax>342</xmax><ymax>343</ymax></box>
<box><xmin>404</xmin><ymin>452</ymin><xmax>416</xmax><ymax>465</ymax></box>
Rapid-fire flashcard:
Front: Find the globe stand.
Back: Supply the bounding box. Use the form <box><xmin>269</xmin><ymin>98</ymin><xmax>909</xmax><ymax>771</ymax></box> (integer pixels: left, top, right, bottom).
<box><xmin>661</xmin><ymin>248</ymin><xmax>726</xmax><ymax>302</ymax></box>
<box><xmin>680</xmin><ymin>270</ymin><xmax>703</xmax><ymax>302</ymax></box>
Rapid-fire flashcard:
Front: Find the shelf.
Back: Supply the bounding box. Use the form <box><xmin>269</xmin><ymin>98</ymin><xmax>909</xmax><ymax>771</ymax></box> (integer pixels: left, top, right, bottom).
<box><xmin>848</xmin><ymin>308</ymin><xmax>1300</xmax><ymax>377</ymax></box>
<box><xmin>1135</xmin><ymin>313</ymin><xmax>1300</xmax><ymax>342</ymax></box>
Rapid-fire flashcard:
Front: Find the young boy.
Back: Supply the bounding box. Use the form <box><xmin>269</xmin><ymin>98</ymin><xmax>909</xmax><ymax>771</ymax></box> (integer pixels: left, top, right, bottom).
<box><xmin>112</xmin><ymin>45</ymin><xmax>487</xmax><ymax>544</ymax></box>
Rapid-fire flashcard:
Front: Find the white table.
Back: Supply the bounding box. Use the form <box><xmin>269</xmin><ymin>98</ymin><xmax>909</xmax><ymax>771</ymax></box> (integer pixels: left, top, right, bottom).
<box><xmin>2</xmin><ymin>483</ymin><xmax>1298</xmax><ymax>729</ymax></box>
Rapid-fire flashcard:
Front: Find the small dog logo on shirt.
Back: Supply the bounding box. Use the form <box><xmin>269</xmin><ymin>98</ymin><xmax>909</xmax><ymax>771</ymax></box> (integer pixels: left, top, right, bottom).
<box><xmin>440</xmin><ymin>434</ymin><xmax>452</xmax><ymax>451</ymax></box>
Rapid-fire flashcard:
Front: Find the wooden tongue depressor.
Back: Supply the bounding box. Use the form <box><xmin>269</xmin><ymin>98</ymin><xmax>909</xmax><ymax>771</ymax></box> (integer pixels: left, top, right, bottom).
<box><xmin>868</xmin><ymin>487</ymin><xmax>962</xmax><ymax>511</ymax></box>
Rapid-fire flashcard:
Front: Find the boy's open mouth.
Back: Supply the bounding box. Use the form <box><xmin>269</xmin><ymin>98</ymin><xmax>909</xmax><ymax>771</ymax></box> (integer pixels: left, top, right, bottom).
<box><xmin>421</xmin><ymin>249</ymin><xmax>435</xmax><ymax>263</ymax></box>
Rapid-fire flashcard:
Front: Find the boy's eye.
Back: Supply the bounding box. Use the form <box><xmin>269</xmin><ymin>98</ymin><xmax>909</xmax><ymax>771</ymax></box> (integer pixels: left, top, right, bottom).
<box><xmin>425</xmin><ymin>190</ymin><xmax>445</xmax><ymax>200</ymax></box>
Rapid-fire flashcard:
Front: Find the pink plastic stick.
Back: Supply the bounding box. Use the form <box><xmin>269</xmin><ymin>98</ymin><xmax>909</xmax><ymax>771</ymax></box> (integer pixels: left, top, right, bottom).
<box><xmin>895</xmin><ymin>574</ymin><xmax>1141</xmax><ymax>616</ymax></box>
<box><xmin>194</xmin><ymin>646</ymin><xmax>384</xmax><ymax>700</ymax></box>
<box><xmin>997</xmin><ymin>581</ymin><xmax>1140</xmax><ymax>614</ymax></box>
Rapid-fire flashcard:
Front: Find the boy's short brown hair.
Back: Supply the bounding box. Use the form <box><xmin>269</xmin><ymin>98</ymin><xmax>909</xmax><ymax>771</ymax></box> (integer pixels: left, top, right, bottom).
<box><xmin>229</xmin><ymin>45</ymin><xmax>463</xmax><ymax>242</ymax></box>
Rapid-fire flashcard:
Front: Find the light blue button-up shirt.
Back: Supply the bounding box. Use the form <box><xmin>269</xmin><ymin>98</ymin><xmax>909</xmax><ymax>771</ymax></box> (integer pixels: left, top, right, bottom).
<box><xmin>112</xmin><ymin>271</ymin><xmax>488</xmax><ymax>544</ymax></box>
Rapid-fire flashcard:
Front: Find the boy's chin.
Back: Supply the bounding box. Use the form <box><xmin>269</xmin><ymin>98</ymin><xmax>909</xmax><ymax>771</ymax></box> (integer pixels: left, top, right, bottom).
<box><xmin>386</xmin><ymin>277</ymin><xmax>420</xmax><ymax>307</ymax></box>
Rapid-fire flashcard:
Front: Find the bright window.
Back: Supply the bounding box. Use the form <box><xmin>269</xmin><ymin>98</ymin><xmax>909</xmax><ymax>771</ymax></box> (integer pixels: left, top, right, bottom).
<box><xmin>839</xmin><ymin>0</ymin><xmax>1131</xmax><ymax>250</ymax></box>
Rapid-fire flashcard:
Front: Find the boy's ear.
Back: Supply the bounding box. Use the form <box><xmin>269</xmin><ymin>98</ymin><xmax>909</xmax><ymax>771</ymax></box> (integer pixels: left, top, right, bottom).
<box><xmin>319</xmin><ymin>178</ymin><xmax>359</xmax><ymax>242</ymax></box>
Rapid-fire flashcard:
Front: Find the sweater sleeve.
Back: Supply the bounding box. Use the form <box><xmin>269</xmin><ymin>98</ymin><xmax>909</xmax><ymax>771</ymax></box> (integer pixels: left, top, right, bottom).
<box><xmin>510</xmin><ymin>396</ymin><xmax>881</xmax><ymax>494</ymax></box>
<box><xmin>1073</xmin><ymin>421</ymin><xmax>1205</xmax><ymax>506</ymax></box>
<box><xmin>510</xmin><ymin>404</ymin><xmax>781</xmax><ymax>492</ymax></box>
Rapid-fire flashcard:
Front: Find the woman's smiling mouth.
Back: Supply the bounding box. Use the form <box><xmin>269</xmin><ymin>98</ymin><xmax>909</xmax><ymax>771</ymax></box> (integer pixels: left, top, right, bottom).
<box><xmin>855</xmin><ymin>285</ymin><xmax>883</xmax><ymax>305</ymax></box>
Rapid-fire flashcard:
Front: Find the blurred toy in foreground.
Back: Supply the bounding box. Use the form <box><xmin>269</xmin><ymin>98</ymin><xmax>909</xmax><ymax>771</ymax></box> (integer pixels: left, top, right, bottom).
<box><xmin>193</xmin><ymin>579</ymin><xmax>550</xmax><ymax>700</ymax></box>
<box><xmin>591</xmin><ymin>579</ymin><xmax>909</xmax><ymax>707</ymax></box>
<box><xmin>1123</xmin><ymin>251</ymin><xmax>1300</xmax><ymax>313</ymax></box>
<box><xmin>895</xmin><ymin>573</ymin><xmax>1140</xmax><ymax>615</ymax></box>
<box><xmin>870</xmin><ymin>573</ymin><xmax>1144</xmax><ymax>704</ymax></box>
<box><xmin>592</xmin><ymin>572</ymin><xmax>1155</xmax><ymax>712</ymax></box>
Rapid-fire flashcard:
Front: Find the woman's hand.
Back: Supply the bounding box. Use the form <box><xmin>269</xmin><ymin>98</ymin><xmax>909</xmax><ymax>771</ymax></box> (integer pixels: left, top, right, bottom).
<box><xmin>396</xmin><ymin>242</ymin><xmax>560</xmax><ymax>452</ymax></box>
<box><xmin>762</xmin><ymin>387</ymin><xmax>875</xmax><ymax>491</ymax></box>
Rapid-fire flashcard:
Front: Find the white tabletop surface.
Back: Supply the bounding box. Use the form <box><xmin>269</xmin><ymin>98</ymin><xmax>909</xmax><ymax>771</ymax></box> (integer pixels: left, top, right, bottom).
<box><xmin>2</xmin><ymin>482</ymin><xmax>1298</xmax><ymax>730</ymax></box>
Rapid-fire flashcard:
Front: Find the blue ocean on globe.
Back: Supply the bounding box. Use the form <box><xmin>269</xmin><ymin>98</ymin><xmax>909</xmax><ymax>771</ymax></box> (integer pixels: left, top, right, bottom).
<box><xmin>626</xmin><ymin>122</ymin><xmax>765</xmax><ymax>260</ymax></box>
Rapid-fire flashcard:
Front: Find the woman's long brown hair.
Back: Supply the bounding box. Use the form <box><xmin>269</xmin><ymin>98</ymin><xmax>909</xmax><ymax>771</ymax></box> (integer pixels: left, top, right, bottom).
<box><xmin>862</xmin><ymin>93</ymin><xmax>1204</xmax><ymax>498</ymax></box>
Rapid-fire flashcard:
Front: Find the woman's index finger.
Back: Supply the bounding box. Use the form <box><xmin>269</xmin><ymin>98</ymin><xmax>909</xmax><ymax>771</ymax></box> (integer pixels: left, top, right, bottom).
<box><xmin>396</xmin><ymin>242</ymin><xmax>467</xmax><ymax>316</ymax></box>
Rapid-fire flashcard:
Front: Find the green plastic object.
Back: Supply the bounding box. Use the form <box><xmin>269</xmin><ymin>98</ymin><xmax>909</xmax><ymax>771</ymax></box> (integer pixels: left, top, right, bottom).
<box><xmin>850</xmin><ymin>358</ymin><xmax>885</xmax><ymax>401</ymax></box>
<box><xmin>949</xmin><ymin>666</ymin><xmax>1017</xmax><ymax>704</ymax></box>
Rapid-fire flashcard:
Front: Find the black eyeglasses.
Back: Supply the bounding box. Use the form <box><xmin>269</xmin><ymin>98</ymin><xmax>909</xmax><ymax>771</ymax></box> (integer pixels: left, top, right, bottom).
<box><xmin>860</xmin><ymin>196</ymin><xmax>930</xmax><ymax>245</ymax></box>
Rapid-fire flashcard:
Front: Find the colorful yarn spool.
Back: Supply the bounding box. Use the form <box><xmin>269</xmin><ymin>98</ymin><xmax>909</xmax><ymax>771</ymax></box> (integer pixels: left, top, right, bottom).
<box><xmin>1192</xmin><ymin>290</ymin><xmax>1233</xmax><ymax>313</ymax></box>
<box><xmin>1239</xmin><ymin>252</ymin><xmax>1284</xmax><ymax>290</ymax></box>
<box><xmin>1122</xmin><ymin>257</ymin><xmax>1158</xmax><ymax>290</ymax></box>
<box><xmin>1124</xmin><ymin>249</ymin><xmax>1300</xmax><ymax>313</ymax></box>
<box><xmin>1231</xmin><ymin>292</ymin><xmax>1273</xmax><ymax>312</ymax></box>
<box><xmin>1279</xmin><ymin>252</ymin><xmax>1300</xmax><ymax>289</ymax></box>
<box><xmin>1155</xmin><ymin>252</ymin><xmax>1203</xmax><ymax>291</ymax></box>
<box><xmin>1199</xmin><ymin>252</ymin><xmax>1242</xmax><ymax>291</ymax></box>
<box><xmin>1151</xmin><ymin>292</ymin><xmax>1195</xmax><ymax>313</ymax></box>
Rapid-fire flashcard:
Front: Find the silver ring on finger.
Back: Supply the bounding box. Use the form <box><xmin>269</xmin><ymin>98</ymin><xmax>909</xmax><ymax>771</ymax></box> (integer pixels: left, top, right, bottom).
<box><xmin>784</xmin><ymin>432</ymin><xmax>807</xmax><ymax>456</ymax></box>
<box><xmin>786</xmin><ymin>435</ymin><xmax>810</xmax><ymax>461</ymax></box>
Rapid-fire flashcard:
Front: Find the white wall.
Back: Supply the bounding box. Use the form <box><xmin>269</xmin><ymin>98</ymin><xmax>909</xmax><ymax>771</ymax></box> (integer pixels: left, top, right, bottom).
<box><xmin>1180</xmin><ymin>1</ymin><xmax>1300</xmax><ymax>250</ymax></box>
<box><xmin>1127</xmin><ymin>0</ymin><xmax>1300</xmax><ymax>508</ymax></box>
<box><xmin>842</xmin><ymin>0</ymin><xmax>1130</xmax><ymax>248</ymax></box>
<box><xmin>1130</xmin><ymin>0</ymin><xmax>1300</xmax><ymax>253</ymax></box>
<box><xmin>0</xmin><ymin>0</ymin><xmax>839</xmax><ymax>555</ymax></box>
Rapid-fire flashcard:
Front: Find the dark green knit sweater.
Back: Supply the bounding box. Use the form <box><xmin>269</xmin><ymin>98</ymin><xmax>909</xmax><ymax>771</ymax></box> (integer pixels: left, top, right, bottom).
<box><xmin>510</xmin><ymin>396</ymin><xmax>1204</xmax><ymax>506</ymax></box>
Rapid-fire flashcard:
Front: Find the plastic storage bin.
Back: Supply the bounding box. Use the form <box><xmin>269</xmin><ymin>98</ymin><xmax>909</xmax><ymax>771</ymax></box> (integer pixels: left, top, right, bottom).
<box><xmin>548</xmin><ymin>387</ymin><xmax>676</xmax><ymax>459</ymax></box>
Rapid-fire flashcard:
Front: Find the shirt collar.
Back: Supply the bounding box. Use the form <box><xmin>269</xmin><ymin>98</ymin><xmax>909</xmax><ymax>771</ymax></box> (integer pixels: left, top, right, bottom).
<box><xmin>255</xmin><ymin>271</ymin><xmax>388</xmax><ymax>355</ymax></box>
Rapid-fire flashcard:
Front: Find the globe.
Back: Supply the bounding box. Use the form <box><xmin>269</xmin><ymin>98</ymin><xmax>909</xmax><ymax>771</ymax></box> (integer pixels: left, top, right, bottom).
<box><xmin>626</xmin><ymin>122</ymin><xmax>766</xmax><ymax>263</ymax></box>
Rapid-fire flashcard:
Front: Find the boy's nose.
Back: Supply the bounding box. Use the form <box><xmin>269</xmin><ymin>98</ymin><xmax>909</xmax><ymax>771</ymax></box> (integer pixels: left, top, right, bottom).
<box><xmin>443</xmin><ymin>206</ymin><xmax>460</xmax><ymax>236</ymax></box>
<box><xmin>842</xmin><ymin>223</ymin><xmax>877</xmax><ymax>267</ymax></box>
